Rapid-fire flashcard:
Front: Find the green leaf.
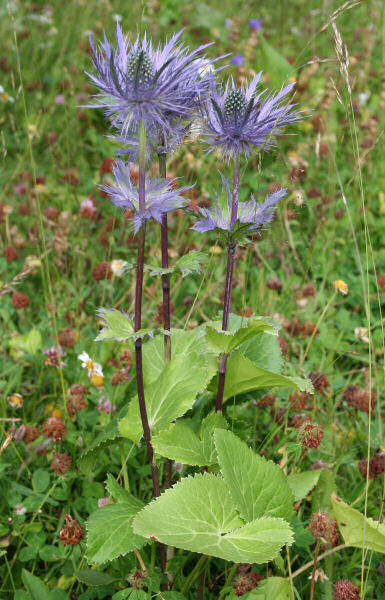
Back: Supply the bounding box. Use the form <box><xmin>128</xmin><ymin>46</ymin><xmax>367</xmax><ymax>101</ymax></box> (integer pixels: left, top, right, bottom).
<box><xmin>9</xmin><ymin>329</ymin><xmax>42</xmax><ymax>356</ymax></box>
<box><xmin>32</xmin><ymin>469</ymin><xmax>50</xmax><ymax>494</ymax></box>
<box><xmin>214</xmin><ymin>430</ymin><xmax>294</xmax><ymax>522</ymax></box>
<box><xmin>119</xmin><ymin>353</ymin><xmax>207</xmax><ymax>444</ymax></box>
<box><xmin>223</xmin><ymin>352</ymin><xmax>313</xmax><ymax>401</ymax></box>
<box><xmin>86</xmin><ymin>503</ymin><xmax>148</xmax><ymax>565</ymax></box>
<box><xmin>142</xmin><ymin>328</ymin><xmax>207</xmax><ymax>386</ymax></box>
<box><xmin>174</xmin><ymin>251</ymin><xmax>207</xmax><ymax>277</ymax></box>
<box><xmin>153</xmin><ymin>421</ymin><xmax>208</xmax><ymax>466</ymax></box>
<box><xmin>259</xmin><ymin>36</ymin><xmax>296</xmax><ymax>89</ymax></box>
<box><xmin>332</xmin><ymin>496</ymin><xmax>385</xmax><ymax>552</ymax></box>
<box><xmin>74</xmin><ymin>570</ymin><xmax>118</xmax><ymax>586</ymax></box>
<box><xmin>206</xmin><ymin>317</ymin><xmax>274</xmax><ymax>355</ymax></box>
<box><xmin>95</xmin><ymin>308</ymin><xmax>134</xmax><ymax>341</ymax></box>
<box><xmin>105</xmin><ymin>474</ymin><xmax>144</xmax><ymax>510</ymax></box>
<box><xmin>22</xmin><ymin>569</ymin><xmax>53</xmax><ymax>600</ymax></box>
<box><xmin>287</xmin><ymin>471</ymin><xmax>321</xmax><ymax>502</ymax></box>
<box><xmin>249</xmin><ymin>577</ymin><xmax>292</xmax><ymax>599</ymax></box>
<box><xmin>78</xmin><ymin>419</ymin><xmax>121</xmax><ymax>475</ymax></box>
<box><xmin>133</xmin><ymin>473</ymin><xmax>293</xmax><ymax>563</ymax></box>
<box><xmin>153</xmin><ymin>413</ymin><xmax>228</xmax><ymax>466</ymax></box>
<box><xmin>240</xmin><ymin>332</ymin><xmax>283</xmax><ymax>374</ymax></box>
<box><xmin>144</xmin><ymin>251</ymin><xmax>207</xmax><ymax>278</ymax></box>
<box><xmin>200</xmin><ymin>412</ymin><xmax>228</xmax><ymax>465</ymax></box>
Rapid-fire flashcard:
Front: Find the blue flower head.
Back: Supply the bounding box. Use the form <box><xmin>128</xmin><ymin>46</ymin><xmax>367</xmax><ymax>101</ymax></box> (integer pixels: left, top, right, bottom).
<box><xmin>201</xmin><ymin>73</ymin><xmax>301</xmax><ymax>160</ymax></box>
<box><xmin>87</xmin><ymin>24</ymin><xmax>218</xmax><ymax>140</ymax></box>
<box><xmin>192</xmin><ymin>173</ymin><xmax>287</xmax><ymax>240</ymax></box>
<box><xmin>101</xmin><ymin>159</ymin><xmax>191</xmax><ymax>232</ymax></box>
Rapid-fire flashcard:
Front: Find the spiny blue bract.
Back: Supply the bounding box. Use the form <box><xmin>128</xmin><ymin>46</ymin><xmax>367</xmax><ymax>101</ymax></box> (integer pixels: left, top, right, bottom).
<box><xmin>191</xmin><ymin>173</ymin><xmax>287</xmax><ymax>238</ymax></box>
<box><xmin>201</xmin><ymin>73</ymin><xmax>301</xmax><ymax>160</ymax></box>
<box><xmin>101</xmin><ymin>159</ymin><xmax>191</xmax><ymax>233</ymax></box>
<box><xmin>87</xmin><ymin>24</ymin><xmax>216</xmax><ymax>142</ymax></box>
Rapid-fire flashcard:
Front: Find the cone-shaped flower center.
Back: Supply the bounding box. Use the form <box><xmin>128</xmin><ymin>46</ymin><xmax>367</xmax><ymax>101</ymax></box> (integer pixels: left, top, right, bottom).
<box><xmin>223</xmin><ymin>89</ymin><xmax>247</xmax><ymax>122</ymax></box>
<box><xmin>127</xmin><ymin>50</ymin><xmax>154</xmax><ymax>86</ymax></box>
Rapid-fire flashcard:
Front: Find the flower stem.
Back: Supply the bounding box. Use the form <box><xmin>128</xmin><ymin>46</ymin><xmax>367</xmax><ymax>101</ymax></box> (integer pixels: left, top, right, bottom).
<box><xmin>134</xmin><ymin>123</ymin><xmax>160</xmax><ymax>500</ymax></box>
<box><xmin>158</xmin><ymin>152</ymin><xmax>172</xmax><ymax>364</ymax></box>
<box><xmin>216</xmin><ymin>158</ymin><xmax>240</xmax><ymax>413</ymax></box>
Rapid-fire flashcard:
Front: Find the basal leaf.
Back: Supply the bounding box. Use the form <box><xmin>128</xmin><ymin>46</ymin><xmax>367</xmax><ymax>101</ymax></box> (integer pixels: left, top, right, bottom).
<box><xmin>133</xmin><ymin>473</ymin><xmax>293</xmax><ymax>563</ymax></box>
<box><xmin>200</xmin><ymin>412</ymin><xmax>228</xmax><ymax>465</ymax></box>
<box><xmin>223</xmin><ymin>352</ymin><xmax>313</xmax><ymax>401</ymax></box>
<box><xmin>206</xmin><ymin>317</ymin><xmax>274</xmax><ymax>355</ymax></box>
<box><xmin>152</xmin><ymin>421</ymin><xmax>208</xmax><ymax>466</ymax></box>
<box><xmin>332</xmin><ymin>496</ymin><xmax>385</xmax><ymax>553</ymax></box>
<box><xmin>105</xmin><ymin>474</ymin><xmax>144</xmax><ymax>510</ymax></box>
<box><xmin>214</xmin><ymin>429</ymin><xmax>294</xmax><ymax>522</ymax></box>
<box><xmin>142</xmin><ymin>328</ymin><xmax>207</xmax><ymax>386</ymax></box>
<box><xmin>86</xmin><ymin>503</ymin><xmax>148</xmax><ymax>564</ymax></box>
<box><xmin>287</xmin><ymin>471</ymin><xmax>321</xmax><ymax>502</ymax></box>
<box><xmin>119</xmin><ymin>353</ymin><xmax>207</xmax><ymax>443</ymax></box>
<box><xmin>152</xmin><ymin>413</ymin><xmax>228</xmax><ymax>466</ymax></box>
<box><xmin>240</xmin><ymin>331</ymin><xmax>283</xmax><ymax>374</ymax></box>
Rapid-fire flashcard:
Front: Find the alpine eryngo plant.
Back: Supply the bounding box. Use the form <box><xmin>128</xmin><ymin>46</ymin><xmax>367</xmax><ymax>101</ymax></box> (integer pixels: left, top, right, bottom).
<box><xmin>87</xmin><ymin>23</ymin><xmax>313</xmax><ymax>596</ymax></box>
<box><xmin>196</xmin><ymin>74</ymin><xmax>301</xmax><ymax>412</ymax></box>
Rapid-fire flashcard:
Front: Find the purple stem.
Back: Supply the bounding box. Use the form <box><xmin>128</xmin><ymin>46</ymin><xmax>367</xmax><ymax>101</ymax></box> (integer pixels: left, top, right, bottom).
<box><xmin>215</xmin><ymin>158</ymin><xmax>240</xmax><ymax>413</ymax></box>
<box><xmin>135</xmin><ymin>124</ymin><xmax>166</xmax><ymax>573</ymax></box>
<box><xmin>158</xmin><ymin>151</ymin><xmax>172</xmax><ymax>491</ymax></box>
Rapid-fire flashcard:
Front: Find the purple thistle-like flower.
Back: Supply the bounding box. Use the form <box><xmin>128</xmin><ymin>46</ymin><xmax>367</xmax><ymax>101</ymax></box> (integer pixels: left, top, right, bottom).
<box><xmin>101</xmin><ymin>159</ymin><xmax>191</xmax><ymax>233</ymax></box>
<box><xmin>87</xmin><ymin>24</ymin><xmax>217</xmax><ymax>139</ymax></box>
<box><xmin>192</xmin><ymin>173</ymin><xmax>287</xmax><ymax>236</ymax></box>
<box><xmin>200</xmin><ymin>73</ymin><xmax>301</xmax><ymax>160</ymax></box>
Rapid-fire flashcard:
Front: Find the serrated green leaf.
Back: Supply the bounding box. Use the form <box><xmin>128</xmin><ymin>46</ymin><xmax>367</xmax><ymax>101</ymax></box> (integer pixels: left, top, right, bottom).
<box><xmin>133</xmin><ymin>473</ymin><xmax>293</xmax><ymax>563</ymax></box>
<box><xmin>95</xmin><ymin>308</ymin><xmax>134</xmax><ymax>342</ymax></box>
<box><xmin>144</xmin><ymin>264</ymin><xmax>174</xmax><ymax>276</ymax></box>
<box><xmin>144</xmin><ymin>251</ymin><xmax>206</xmax><ymax>278</ymax></box>
<box><xmin>332</xmin><ymin>496</ymin><xmax>385</xmax><ymax>552</ymax></box>
<box><xmin>142</xmin><ymin>329</ymin><xmax>205</xmax><ymax>385</ymax></box>
<box><xmin>200</xmin><ymin>412</ymin><xmax>228</xmax><ymax>464</ymax></box>
<box><xmin>86</xmin><ymin>504</ymin><xmax>148</xmax><ymax>565</ymax></box>
<box><xmin>9</xmin><ymin>329</ymin><xmax>42</xmax><ymax>356</ymax></box>
<box><xmin>287</xmin><ymin>471</ymin><xmax>321</xmax><ymax>502</ymax></box>
<box><xmin>153</xmin><ymin>413</ymin><xmax>228</xmax><ymax>466</ymax></box>
<box><xmin>78</xmin><ymin>419</ymin><xmax>121</xmax><ymax>475</ymax></box>
<box><xmin>74</xmin><ymin>569</ymin><xmax>118</xmax><ymax>586</ymax></box>
<box><xmin>153</xmin><ymin>421</ymin><xmax>208</xmax><ymax>465</ymax></box>
<box><xmin>174</xmin><ymin>251</ymin><xmax>207</xmax><ymax>277</ymax></box>
<box><xmin>206</xmin><ymin>317</ymin><xmax>274</xmax><ymax>355</ymax></box>
<box><xmin>223</xmin><ymin>352</ymin><xmax>313</xmax><ymax>401</ymax></box>
<box><xmin>105</xmin><ymin>474</ymin><xmax>143</xmax><ymax>510</ymax></box>
<box><xmin>249</xmin><ymin>577</ymin><xmax>292</xmax><ymax>599</ymax></box>
<box><xmin>119</xmin><ymin>353</ymin><xmax>207</xmax><ymax>443</ymax></box>
<box><xmin>214</xmin><ymin>430</ymin><xmax>294</xmax><ymax>522</ymax></box>
<box><xmin>22</xmin><ymin>569</ymin><xmax>53</xmax><ymax>600</ymax></box>
<box><xmin>240</xmin><ymin>331</ymin><xmax>283</xmax><ymax>374</ymax></box>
